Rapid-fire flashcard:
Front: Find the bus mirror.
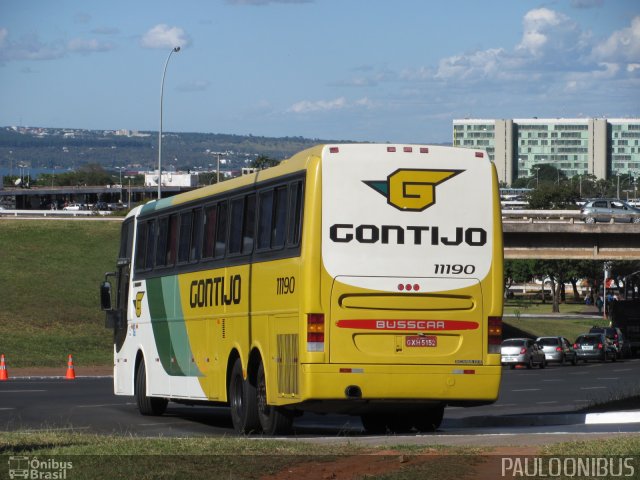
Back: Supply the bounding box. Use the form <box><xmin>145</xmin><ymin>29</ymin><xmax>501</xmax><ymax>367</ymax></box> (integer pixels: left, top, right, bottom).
<box><xmin>100</xmin><ymin>281</ymin><xmax>113</xmax><ymax>311</ymax></box>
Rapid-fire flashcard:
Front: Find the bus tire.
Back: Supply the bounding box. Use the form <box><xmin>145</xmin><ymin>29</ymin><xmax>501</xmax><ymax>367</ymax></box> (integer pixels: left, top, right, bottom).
<box><xmin>361</xmin><ymin>413</ymin><xmax>412</xmax><ymax>434</ymax></box>
<box><xmin>257</xmin><ymin>362</ymin><xmax>293</xmax><ymax>435</ymax></box>
<box><xmin>135</xmin><ymin>359</ymin><xmax>168</xmax><ymax>416</ymax></box>
<box><xmin>229</xmin><ymin>358</ymin><xmax>260</xmax><ymax>434</ymax></box>
<box><xmin>413</xmin><ymin>406</ymin><xmax>445</xmax><ymax>432</ymax></box>
<box><xmin>361</xmin><ymin>414</ymin><xmax>391</xmax><ymax>434</ymax></box>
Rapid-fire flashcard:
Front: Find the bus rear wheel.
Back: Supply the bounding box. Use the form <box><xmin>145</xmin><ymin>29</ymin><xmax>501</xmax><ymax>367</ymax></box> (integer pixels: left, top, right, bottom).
<box><xmin>229</xmin><ymin>358</ymin><xmax>260</xmax><ymax>434</ymax></box>
<box><xmin>257</xmin><ymin>362</ymin><xmax>293</xmax><ymax>435</ymax></box>
<box><xmin>135</xmin><ymin>359</ymin><xmax>168</xmax><ymax>416</ymax></box>
<box><xmin>413</xmin><ymin>406</ymin><xmax>444</xmax><ymax>432</ymax></box>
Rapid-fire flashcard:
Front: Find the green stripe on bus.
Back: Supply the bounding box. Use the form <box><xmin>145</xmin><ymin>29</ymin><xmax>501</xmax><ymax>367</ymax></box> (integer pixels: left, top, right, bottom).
<box><xmin>147</xmin><ymin>277</ymin><xmax>183</xmax><ymax>376</ymax></box>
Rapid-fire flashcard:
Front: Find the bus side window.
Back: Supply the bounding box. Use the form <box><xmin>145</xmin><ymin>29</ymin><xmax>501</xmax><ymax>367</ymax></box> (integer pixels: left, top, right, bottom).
<box><xmin>243</xmin><ymin>194</ymin><xmax>256</xmax><ymax>254</ymax></box>
<box><xmin>190</xmin><ymin>208</ymin><xmax>203</xmax><ymax>262</ymax></box>
<box><xmin>165</xmin><ymin>214</ymin><xmax>178</xmax><ymax>267</ymax></box>
<box><xmin>288</xmin><ymin>181</ymin><xmax>303</xmax><ymax>246</ymax></box>
<box><xmin>272</xmin><ymin>186</ymin><xmax>287</xmax><ymax>249</ymax></box>
<box><xmin>177</xmin><ymin>210</ymin><xmax>193</xmax><ymax>264</ymax></box>
<box><xmin>257</xmin><ymin>189</ymin><xmax>274</xmax><ymax>250</ymax></box>
<box><xmin>215</xmin><ymin>201</ymin><xmax>228</xmax><ymax>258</ymax></box>
<box><xmin>202</xmin><ymin>204</ymin><xmax>218</xmax><ymax>259</ymax></box>
<box><xmin>135</xmin><ymin>221</ymin><xmax>148</xmax><ymax>271</ymax></box>
<box><xmin>145</xmin><ymin>219</ymin><xmax>157</xmax><ymax>270</ymax></box>
<box><xmin>155</xmin><ymin>217</ymin><xmax>169</xmax><ymax>267</ymax></box>
<box><xmin>228</xmin><ymin>197</ymin><xmax>245</xmax><ymax>255</ymax></box>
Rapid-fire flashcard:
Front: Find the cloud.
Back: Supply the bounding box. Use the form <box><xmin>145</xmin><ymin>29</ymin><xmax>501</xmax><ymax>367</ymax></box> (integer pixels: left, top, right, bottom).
<box><xmin>592</xmin><ymin>16</ymin><xmax>640</xmax><ymax>64</ymax></box>
<box><xmin>288</xmin><ymin>97</ymin><xmax>373</xmax><ymax>114</ymax></box>
<box><xmin>67</xmin><ymin>38</ymin><xmax>114</xmax><ymax>54</ymax></box>
<box><xmin>91</xmin><ymin>27</ymin><xmax>120</xmax><ymax>35</ymax></box>
<box><xmin>227</xmin><ymin>0</ymin><xmax>312</xmax><ymax>5</ymax></box>
<box><xmin>516</xmin><ymin>8</ymin><xmax>582</xmax><ymax>58</ymax></box>
<box><xmin>570</xmin><ymin>0</ymin><xmax>603</xmax><ymax>8</ymax></box>
<box><xmin>176</xmin><ymin>80</ymin><xmax>211</xmax><ymax>92</ymax></box>
<box><xmin>140</xmin><ymin>24</ymin><xmax>191</xmax><ymax>49</ymax></box>
<box><xmin>0</xmin><ymin>28</ymin><xmax>116</xmax><ymax>62</ymax></box>
<box><xmin>0</xmin><ymin>30</ymin><xmax>65</xmax><ymax>62</ymax></box>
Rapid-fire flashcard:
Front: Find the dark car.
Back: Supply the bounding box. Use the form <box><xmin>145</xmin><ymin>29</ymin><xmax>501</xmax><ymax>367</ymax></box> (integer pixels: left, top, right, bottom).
<box><xmin>574</xmin><ymin>333</ymin><xmax>617</xmax><ymax>362</ymax></box>
<box><xmin>581</xmin><ymin>199</ymin><xmax>640</xmax><ymax>224</ymax></box>
<box><xmin>589</xmin><ymin>326</ymin><xmax>629</xmax><ymax>358</ymax></box>
<box><xmin>536</xmin><ymin>336</ymin><xmax>578</xmax><ymax>365</ymax></box>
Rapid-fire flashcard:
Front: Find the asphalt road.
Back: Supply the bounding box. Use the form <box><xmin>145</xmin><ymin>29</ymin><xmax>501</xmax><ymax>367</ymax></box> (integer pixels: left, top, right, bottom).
<box><xmin>1</xmin><ymin>359</ymin><xmax>639</xmax><ymax>441</ymax></box>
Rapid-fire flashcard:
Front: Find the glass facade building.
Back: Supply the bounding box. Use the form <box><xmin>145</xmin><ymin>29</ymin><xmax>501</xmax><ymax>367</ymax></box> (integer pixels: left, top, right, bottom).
<box><xmin>453</xmin><ymin>118</ymin><xmax>640</xmax><ymax>186</ymax></box>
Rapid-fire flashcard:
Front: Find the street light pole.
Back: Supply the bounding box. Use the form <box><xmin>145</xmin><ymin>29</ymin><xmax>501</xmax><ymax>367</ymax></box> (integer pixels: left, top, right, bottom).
<box><xmin>157</xmin><ymin>46</ymin><xmax>181</xmax><ymax>200</ymax></box>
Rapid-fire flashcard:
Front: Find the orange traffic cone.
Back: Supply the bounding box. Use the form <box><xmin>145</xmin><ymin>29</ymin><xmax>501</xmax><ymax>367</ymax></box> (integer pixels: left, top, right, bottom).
<box><xmin>65</xmin><ymin>354</ymin><xmax>76</xmax><ymax>380</ymax></box>
<box><xmin>0</xmin><ymin>354</ymin><xmax>8</xmax><ymax>381</ymax></box>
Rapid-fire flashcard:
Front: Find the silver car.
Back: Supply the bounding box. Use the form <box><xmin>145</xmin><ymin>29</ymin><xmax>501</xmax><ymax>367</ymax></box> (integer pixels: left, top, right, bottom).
<box><xmin>501</xmin><ymin>338</ymin><xmax>547</xmax><ymax>369</ymax></box>
<box><xmin>536</xmin><ymin>336</ymin><xmax>578</xmax><ymax>365</ymax></box>
<box><xmin>581</xmin><ymin>199</ymin><xmax>640</xmax><ymax>224</ymax></box>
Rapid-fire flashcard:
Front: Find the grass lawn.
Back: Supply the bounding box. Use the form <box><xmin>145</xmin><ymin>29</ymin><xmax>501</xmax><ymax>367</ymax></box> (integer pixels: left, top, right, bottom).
<box><xmin>0</xmin><ymin>431</ymin><xmax>638</xmax><ymax>480</ymax></box>
<box><xmin>0</xmin><ymin>218</ymin><xmax>618</xmax><ymax>367</ymax></box>
<box><xmin>0</xmin><ymin>219</ymin><xmax>119</xmax><ymax>367</ymax></box>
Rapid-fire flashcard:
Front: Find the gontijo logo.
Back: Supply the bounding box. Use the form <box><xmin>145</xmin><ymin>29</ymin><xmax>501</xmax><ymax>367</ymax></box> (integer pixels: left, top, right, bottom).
<box><xmin>364</xmin><ymin>168</ymin><xmax>462</xmax><ymax>212</ymax></box>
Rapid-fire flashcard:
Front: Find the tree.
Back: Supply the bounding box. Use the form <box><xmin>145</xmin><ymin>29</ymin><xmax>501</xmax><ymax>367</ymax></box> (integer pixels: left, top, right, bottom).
<box><xmin>251</xmin><ymin>155</ymin><xmax>280</xmax><ymax>170</ymax></box>
<box><xmin>526</xmin><ymin>183</ymin><xmax>579</xmax><ymax>210</ymax></box>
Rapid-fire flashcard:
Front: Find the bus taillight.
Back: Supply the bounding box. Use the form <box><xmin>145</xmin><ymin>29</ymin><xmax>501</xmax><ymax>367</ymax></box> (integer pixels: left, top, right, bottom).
<box><xmin>488</xmin><ymin>316</ymin><xmax>502</xmax><ymax>354</ymax></box>
<box><xmin>307</xmin><ymin>314</ymin><xmax>325</xmax><ymax>352</ymax></box>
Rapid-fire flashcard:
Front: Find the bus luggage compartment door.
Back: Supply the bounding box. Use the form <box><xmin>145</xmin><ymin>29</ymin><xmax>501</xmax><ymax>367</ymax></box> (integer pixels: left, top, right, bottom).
<box><xmin>329</xmin><ymin>277</ymin><xmax>484</xmax><ymax>365</ymax></box>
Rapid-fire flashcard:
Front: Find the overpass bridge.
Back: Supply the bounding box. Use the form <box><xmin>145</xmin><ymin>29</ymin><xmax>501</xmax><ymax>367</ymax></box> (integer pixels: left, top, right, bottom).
<box><xmin>1</xmin><ymin>207</ymin><xmax>638</xmax><ymax>261</ymax></box>
<box><xmin>502</xmin><ymin>210</ymin><xmax>640</xmax><ymax>260</ymax></box>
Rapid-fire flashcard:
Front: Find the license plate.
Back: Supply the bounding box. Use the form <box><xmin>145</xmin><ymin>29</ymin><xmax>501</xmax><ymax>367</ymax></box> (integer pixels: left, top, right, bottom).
<box><xmin>405</xmin><ymin>335</ymin><xmax>437</xmax><ymax>347</ymax></box>
<box><xmin>582</xmin><ymin>345</ymin><xmax>593</xmax><ymax>350</ymax></box>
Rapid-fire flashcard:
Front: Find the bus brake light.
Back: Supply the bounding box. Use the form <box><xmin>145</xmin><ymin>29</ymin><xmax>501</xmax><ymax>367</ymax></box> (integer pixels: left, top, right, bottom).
<box><xmin>307</xmin><ymin>314</ymin><xmax>325</xmax><ymax>352</ymax></box>
<box><xmin>488</xmin><ymin>316</ymin><xmax>502</xmax><ymax>354</ymax></box>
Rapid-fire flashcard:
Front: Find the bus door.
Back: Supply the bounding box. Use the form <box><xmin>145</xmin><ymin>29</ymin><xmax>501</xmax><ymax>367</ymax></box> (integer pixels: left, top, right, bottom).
<box><xmin>113</xmin><ymin>218</ymin><xmax>134</xmax><ymax>352</ymax></box>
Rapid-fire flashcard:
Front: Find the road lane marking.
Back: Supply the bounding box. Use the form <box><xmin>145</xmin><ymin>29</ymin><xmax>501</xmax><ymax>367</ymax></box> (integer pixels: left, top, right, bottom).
<box><xmin>0</xmin><ymin>408</ymin><xmax>15</xmax><ymax>411</ymax></box>
<box><xmin>596</xmin><ymin>377</ymin><xmax>620</xmax><ymax>380</ymax></box>
<box><xmin>491</xmin><ymin>403</ymin><xmax>517</xmax><ymax>407</ymax></box>
<box><xmin>0</xmin><ymin>389</ymin><xmax>47</xmax><ymax>393</ymax></box>
<box><xmin>580</xmin><ymin>386</ymin><xmax>607</xmax><ymax>390</ymax></box>
<box><xmin>542</xmin><ymin>379</ymin><xmax>562</xmax><ymax>382</ymax></box>
<box><xmin>535</xmin><ymin>401</ymin><xmax>558</xmax><ymax>404</ymax></box>
<box><xmin>511</xmin><ymin>388</ymin><xmax>541</xmax><ymax>392</ymax></box>
<box><xmin>614</xmin><ymin>368</ymin><xmax>633</xmax><ymax>372</ymax></box>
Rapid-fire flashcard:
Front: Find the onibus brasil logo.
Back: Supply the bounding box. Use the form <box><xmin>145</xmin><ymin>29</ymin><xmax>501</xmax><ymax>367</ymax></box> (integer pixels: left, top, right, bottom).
<box><xmin>364</xmin><ymin>168</ymin><xmax>462</xmax><ymax>212</ymax></box>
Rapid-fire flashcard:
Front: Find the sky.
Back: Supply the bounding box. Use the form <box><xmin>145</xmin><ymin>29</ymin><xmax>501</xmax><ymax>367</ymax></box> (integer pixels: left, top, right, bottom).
<box><xmin>0</xmin><ymin>0</ymin><xmax>639</xmax><ymax>144</ymax></box>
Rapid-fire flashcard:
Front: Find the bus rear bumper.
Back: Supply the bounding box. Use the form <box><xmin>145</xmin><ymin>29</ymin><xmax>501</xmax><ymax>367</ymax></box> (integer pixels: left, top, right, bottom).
<box><xmin>291</xmin><ymin>363</ymin><xmax>501</xmax><ymax>410</ymax></box>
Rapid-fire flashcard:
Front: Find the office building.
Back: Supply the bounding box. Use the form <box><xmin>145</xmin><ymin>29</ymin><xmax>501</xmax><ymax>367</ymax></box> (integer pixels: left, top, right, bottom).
<box><xmin>453</xmin><ymin>118</ymin><xmax>640</xmax><ymax>186</ymax></box>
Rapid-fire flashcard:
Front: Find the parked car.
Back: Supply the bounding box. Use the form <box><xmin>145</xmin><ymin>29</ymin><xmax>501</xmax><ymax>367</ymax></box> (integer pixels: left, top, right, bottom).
<box><xmin>501</xmin><ymin>338</ymin><xmax>547</xmax><ymax>369</ymax></box>
<box><xmin>536</xmin><ymin>336</ymin><xmax>578</xmax><ymax>365</ymax></box>
<box><xmin>63</xmin><ymin>203</ymin><xmax>84</xmax><ymax>211</ymax></box>
<box><xmin>588</xmin><ymin>326</ymin><xmax>629</xmax><ymax>358</ymax></box>
<box><xmin>574</xmin><ymin>333</ymin><xmax>617</xmax><ymax>362</ymax></box>
<box><xmin>580</xmin><ymin>199</ymin><xmax>640</xmax><ymax>224</ymax></box>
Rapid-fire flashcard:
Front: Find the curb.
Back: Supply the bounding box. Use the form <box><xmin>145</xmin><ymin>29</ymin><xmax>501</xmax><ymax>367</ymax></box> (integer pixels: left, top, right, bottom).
<box><xmin>444</xmin><ymin>410</ymin><xmax>640</xmax><ymax>428</ymax></box>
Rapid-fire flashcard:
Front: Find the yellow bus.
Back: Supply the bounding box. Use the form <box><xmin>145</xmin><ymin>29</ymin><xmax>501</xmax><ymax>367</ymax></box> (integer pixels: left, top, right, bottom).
<box><xmin>101</xmin><ymin>143</ymin><xmax>503</xmax><ymax>435</ymax></box>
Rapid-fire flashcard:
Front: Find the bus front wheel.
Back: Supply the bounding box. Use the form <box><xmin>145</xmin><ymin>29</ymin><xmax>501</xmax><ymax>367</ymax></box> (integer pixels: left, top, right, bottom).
<box><xmin>257</xmin><ymin>362</ymin><xmax>293</xmax><ymax>435</ymax></box>
<box><xmin>229</xmin><ymin>358</ymin><xmax>259</xmax><ymax>434</ymax></box>
<box><xmin>135</xmin><ymin>359</ymin><xmax>168</xmax><ymax>416</ymax></box>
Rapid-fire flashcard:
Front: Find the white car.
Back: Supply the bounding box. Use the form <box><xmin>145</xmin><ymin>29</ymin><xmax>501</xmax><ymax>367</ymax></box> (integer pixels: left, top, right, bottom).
<box><xmin>63</xmin><ymin>203</ymin><xmax>83</xmax><ymax>211</ymax></box>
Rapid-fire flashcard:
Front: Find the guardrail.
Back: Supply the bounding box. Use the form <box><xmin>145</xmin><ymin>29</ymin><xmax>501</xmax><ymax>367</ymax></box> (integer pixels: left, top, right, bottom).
<box><xmin>502</xmin><ymin>209</ymin><xmax>639</xmax><ymax>224</ymax></box>
<box><xmin>0</xmin><ymin>209</ymin><xmax>114</xmax><ymax>218</ymax></box>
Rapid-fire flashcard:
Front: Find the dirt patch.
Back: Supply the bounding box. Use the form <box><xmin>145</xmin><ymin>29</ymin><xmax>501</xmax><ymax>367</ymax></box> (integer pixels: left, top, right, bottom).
<box><xmin>259</xmin><ymin>447</ymin><xmax>543</xmax><ymax>480</ymax></box>
<box><xmin>259</xmin><ymin>450</ymin><xmax>439</xmax><ymax>480</ymax></box>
